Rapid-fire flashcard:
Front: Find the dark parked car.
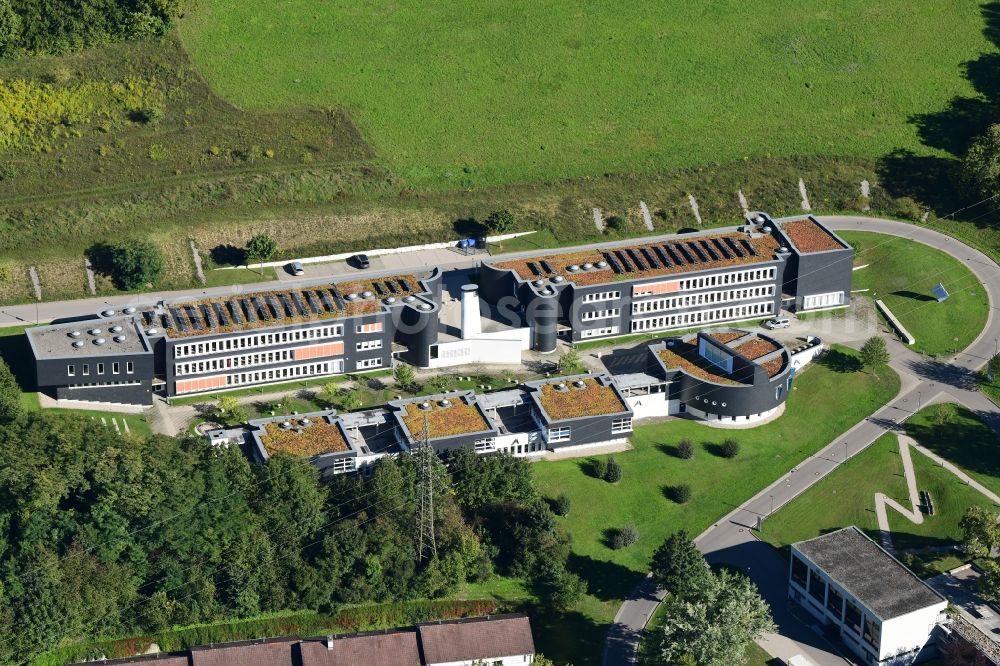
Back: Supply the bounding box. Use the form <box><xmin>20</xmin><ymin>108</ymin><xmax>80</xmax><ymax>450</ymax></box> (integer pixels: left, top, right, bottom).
<box><xmin>350</xmin><ymin>253</ymin><xmax>370</xmax><ymax>269</ymax></box>
<box><xmin>286</xmin><ymin>261</ymin><xmax>305</xmax><ymax>276</ymax></box>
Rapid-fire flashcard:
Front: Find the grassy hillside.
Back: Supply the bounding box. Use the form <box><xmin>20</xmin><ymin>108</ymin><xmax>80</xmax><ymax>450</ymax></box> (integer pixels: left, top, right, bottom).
<box><xmin>179</xmin><ymin>0</ymin><xmax>994</xmax><ymax>189</ymax></box>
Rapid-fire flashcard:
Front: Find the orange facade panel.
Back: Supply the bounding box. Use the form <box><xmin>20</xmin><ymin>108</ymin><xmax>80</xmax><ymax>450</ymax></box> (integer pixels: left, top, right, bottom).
<box><xmin>357</xmin><ymin>322</ymin><xmax>383</xmax><ymax>334</ymax></box>
<box><xmin>633</xmin><ymin>280</ymin><xmax>680</xmax><ymax>297</ymax></box>
<box><xmin>294</xmin><ymin>341</ymin><xmax>345</xmax><ymax>361</ymax></box>
<box><xmin>176</xmin><ymin>375</ymin><xmax>228</xmax><ymax>394</ymax></box>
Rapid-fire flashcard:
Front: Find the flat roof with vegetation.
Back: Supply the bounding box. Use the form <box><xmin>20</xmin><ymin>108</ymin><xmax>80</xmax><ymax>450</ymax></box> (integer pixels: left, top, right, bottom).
<box><xmin>782</xmin><ymin>217</ymin><xmax>848</xmax><ymax>253</ymax></box>
<box><xmin>536</xmin><ymin>377</ymin><xmax>630</xmax><ymax>420</ymax></box>
<box><xmin>259</xmin><ymin>418</ymin><xmax>350</xmax><ymax>457</ymax></box>
<box><xmin>492</xmin><ymin>229</ymin><xmax>781</xmax><ymax>286</ymax></box>
<box><xmin>400</xmin><ymin>397</ymin><xmax>491</xmax><ymax>440</ymax></box>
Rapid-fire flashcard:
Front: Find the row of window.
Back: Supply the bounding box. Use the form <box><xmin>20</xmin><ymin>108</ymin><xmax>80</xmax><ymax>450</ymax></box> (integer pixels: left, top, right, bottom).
<box><xmin>546</xmin><ymin>417</ymin><xmax>633</xmax><ymax>443</ymax></box>
<box><xmin>356</xmin><ymin>340</ymin><xmax>383</xmax><ymax>351</ymax></box>
<box><xmin>611</xmin><ymin>417</ymin><xmax>633</xmax><ymax>434</ymax></box>
<box><xmin>630</xmin><ymin>301</ymin><xmax>774</xmax><ymax>332</ymax></box>
<box><xmin>791</xmin><ymin>555</ymin><xmax>879</xmax><ymax>649</ymax></box>
<box><xmin>175</xmin><ymin>348</ymin><xmax>297</xmax><ymax>377</ymax></box>
<box><xmin>802</xmin><ymin>291</ymin><xmax>845</xmax><ymax>310</ymax></box>
<box><xmin>177</xmin><ymin>360</ymin><xmax>344</xmax><ymax>394</ymax></box>
<box><xmin>631</xmin><ymin>285</ymin><xmax>775</xmax><ymax>315</ymax></box>
<box><xmin>174</xmin><ymin>324</ymin><xmax>345</xmax><ymax>359</ymax></box>
<box><xmin>579</xmin><ymin>325</ymin><xmax>620</xmax><ymax>339</ymax></box>
<box><xmin>582</xmin><ymin>290</ymin><xmax>621</xmax><ymax>303</ymax></box>
<box><xmin>357</xmin><ymin>357</ymin><xmax>383</xmax><ymax>369</ymax></box>
<box><xmin>581</xmin><ymin>308</ymin><xmax>620</xmax><ymax>321</ymax></box>
<box><xmin>67</xmin><ymin>361</ymin><xmax>134</xmax><ymax>377</ymax></box>
<box><xmin>67</xmin><ymin>380</ymin><xmax>142</xmax><ymax>388</ymax></box>
<box><xmin>676</xmin><ymin>266</ymin><xmax>776</xmax><ymax>292</ymax></box>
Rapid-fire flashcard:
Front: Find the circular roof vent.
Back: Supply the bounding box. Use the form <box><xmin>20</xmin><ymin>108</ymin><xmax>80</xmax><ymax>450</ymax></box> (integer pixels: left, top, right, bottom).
<box><xmin>551</xmin><ymin>275</ymin><xmax>564</xmax><ymax>283</ymax></box>
<box><xmin>68</xmin><ymin>330</ymin><xmax>81</xmax><ymax>338</ymax></box>
<box><xmin>419</xmin><ymin>401</ymin><xmax>432</xmax><ymax>411</ymax></box>
<box><xmin>94</xmin><ymin>338</ymin><xmax>106</xmax><ymax>346</ymax></box>
<box><xmin>596</xmin><ymin>260</ymin><xmax>608</xmax><ymax>269</ymax></box>
<box><xmin>754</xmin><ymin>214</ymin><xmax>766</xmax><ymax>223</ymax></box>
<box><xmin>123</xmin><ymin>306</ymin><xmax>136</xmax><ymax>315</ymax></box>
<box><xmin>110</xmin><ymin>325</ymin><xmax>123</xmax><ymax>333</ymax></box>
<box><xmin>439</xmin><ymin>398</ymin><xmax>451</xmax><ymax>407</ymax></box>
<box><xmin>567</xmin><ymin>264</ymin><xmax>580</xmax><ymax>272</ymax></box>
<box><xmin>113</xmin><ymin>335</ymin><xmax>126</xmax><ymax>343</ymax></box>
<box><xmin>573</xmin><ymin>380</ymin><xmax>586</xmax><ymax>389</ymax></box>
<box><xmin>281</xmin><ymin>420</ymin><xmax>292</xmax><ymax>428</ymax></box>
<box><xmin>345</xmin><ymin>293</ymin><xmax>358</xmax><ymax>301</ymax></box>
<box><xmin>666</xmin><ymin>340</ymin><xmax>675</xmax><ymax>346</ymax></box>
<box><xmin>555</xmin><ymin>382</ymin><xmax>567</xmax><ymax>391</ymax></box>
<box><xmin>583</xmin><ymin>263</ymin><xmax>594</xmax><ymax>270</ymax></box>
<box><xmin>146</xmin><ymin>327</ymin><xmax>158</xmax><ymax>336</ymax></box>
<box><xmin>88</xmin><ymin>328</ymin><xmax>101</xmax><ymax>336</ymax></box>
<box><xmin>533</xmin><ymin>279</ymin><xmax>543</xmax><ymax>287</ymax></box>
<box><xmin>779</xmin><ymin>246</ymin><xmax>788</xmax><ymax>253</ymax></box>
<box><xmin>362</xmin><ymin>290</ymin><xmax>374</xmax><ymax>299</ymax></box>
<box><xmin>419</xmin><ymin>303</ymin><xmax>432</xmax><ymax>311</ymax></box>
<box><xmin>300</xmin><ymin>418</ymin><xmax>311</xmax><ymax>426</ymax></box>
<box><xmin>72</xmin><ymin>340</ymin><xmax>84</xmax><ymax>348</ymax></box>
<box><xmin>762</xmin><ymin>225</ymin><xmax>772</xmax><ymax>233</ymax></box>
<box><xmin>384</xmin><ymin>296</ymin><xmax>396</xmax><ymax>305</ymax></box>
<box><xmin>403</xmin><ymin>295</ymin><xmax>416</xmax><ymax>303</ymax></box>
<box><xmin>101</xmin><ymin>309</ymin><xmax>115</xmax><ymax>317</ymax></box>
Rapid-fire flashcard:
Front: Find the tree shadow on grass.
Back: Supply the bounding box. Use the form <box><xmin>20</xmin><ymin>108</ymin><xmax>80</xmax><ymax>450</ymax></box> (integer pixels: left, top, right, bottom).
<box><xmin>906</xmin><ymin>405</ymin><xmax>1000</xmax><ymax>481</ymax></box>
<box><xmin>521</xmin><ymin>604</ymin><xmax>607</xmax><ymax>666</ymax></box>
<box><xmin>567</xmin><ymin>552</ymin><xmax>641</xmax><ymax>602</ymax></box>
<box><xmin>209</xmin><ymin>244</ymin><xmax>246</xmax><ymax>267</ymax></box>
<box><xmin>816</xmin><ymin>349</ymin><xmax>862</xmax><ymax>373</ymax></box>
<box><xmin>905</xmin><ymin>358</ymin><xmax>978</xmax><ymax>390</ymax></box>
<box><xmin>0</xmin><ymin>331</ymin><xmax>33</xmax><ymax>391</ymax></box>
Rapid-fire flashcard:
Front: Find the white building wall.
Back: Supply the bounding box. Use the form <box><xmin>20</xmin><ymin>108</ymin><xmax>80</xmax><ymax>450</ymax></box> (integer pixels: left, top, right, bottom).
<box><xmin>624</xmin><ymin>393</ymin><xmax>673</xmax><ymax>419</ymax></box>
<box><xmin>427</xmin><ymin>329</ymin><xmax>531</xmax><ymax>369</ymax></box>
<box><xmin>494</xmin><ymin>431</ymin><xmax>545</xmax><ymax>457</ymax></box>
<box><xmin>790</xmin><ymin>339</ymin><xmax>825</xmax><ymax>371</ymax></box>
<box><xmin>428</xmin><ymin>654</ymin><xmax>534</xmax><ymax>666</ymax></box>
<box><xmin>686</xmin><ymin>405</ymin><xmax>779</xmax><ymax>426</ymax></box>
<box><xmin>878</xmin><ymin>604</ymin><xmax>947</xmax><ymax>662</ymax></box>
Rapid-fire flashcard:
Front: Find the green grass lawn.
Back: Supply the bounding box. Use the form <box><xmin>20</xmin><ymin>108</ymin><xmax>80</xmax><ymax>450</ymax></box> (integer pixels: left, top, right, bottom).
<box><xmin>841</xmin><ymin>231</ymin><xmax>989</xmax><ymax>357</ymax></box>
<box><xmin>530</xmin><ymin>345</ymin><xmax>900</xmax><ymax>664</ymax></box>
<box><xmin>906</xmin><ymin>403</ymin><xmax>1000</xmax><ymax>498</ymax></box>
<box><xmin>202</xmin><ymin>266</ymin><xmax>278</xmax><ymax>288</ymax></box>
<box><xmin>179</xmin><ymin>1</ymin><xmax>992</xmax><ymax>189</ymax></box>
<box><xmin>760</xmin><ymin>428</ymin><xmax>1000</xmax><ymax>572</ymax></box>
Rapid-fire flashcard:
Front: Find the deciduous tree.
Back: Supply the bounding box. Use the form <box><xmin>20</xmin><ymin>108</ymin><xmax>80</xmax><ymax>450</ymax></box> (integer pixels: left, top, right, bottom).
<box><xmin>859</xmin><ymin>336</ymin><xmax>890</xmax><ymax>378</ymax></box>
<box><xmin>110</xmin><ymin>239</ymin><xmax>164</xmax><ymax>290</ymax></box>
<box><xmin>650</xmin><ymin>530</ymin><xmax>711</xmax><ymax>598</ymax></box>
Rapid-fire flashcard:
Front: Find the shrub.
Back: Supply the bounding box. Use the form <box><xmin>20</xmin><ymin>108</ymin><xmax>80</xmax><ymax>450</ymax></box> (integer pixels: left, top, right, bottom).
<box><xmin>590</xmin><ymin>457</ymin><xmax>609</xmax><ymax>480</ymax></box>
<box><xmin>668</xmin><ymin>484</ymin><xmax>692</xmax><ymax>504</ymax></box>
<box><xmin>605</xmin><ymin>215</ymin><xmax>626</xmax><ymax>233</ymax></box>
<box><xmin>148</xmin><ymin>143</ymin><xmax>168</xmax><ymax>161</ymax></box>
<box><xmin>485</xmin><ymin>209</ymin><xmax>516</xmax><ymax>235</ymax></box>
<box><xmin>264</xmin><ymin>148</ymin><xmax>275</xmax><ymax>159</ymax></box>
<box><xmin>208</xmin><ymin>145</ymin><xmax>221</xmax><ymax>156</ymax></box>
<box><xmin>676</xmin><ymin>439</ymin><xmax>694</xmax><ymax>459</ymax></box>
<box><xmin>720</xmin><ymin>439</ymin><xmax>740</xmax><ymax>459</ymax></box>
<box><xmin>604</xmin><ymin>456</ymin><xmax>622</xmax><ymax>483</ymax></box>
<box><xmin>611</xmin><ymin>524</ymin><xmax>640</xmax><ymax>549</ymax></box>
<box><xmin>553</xmin><ymin>493</ymin><xmax>571</xmax><ymax>517</ymax></box>
<box><xmin>137</xmin><ymin>106</ymin><xmax>164</xmax><ymax>125</ymax></box>
<box><xmin>301</xmin><ymin>151</ymin><xmax>314</xmax><ymax>164</ymax></box>
<box><xmin>894</xmin><ymin>196</ymin><xmax>924</xmax><ymax>221</ymax></box>
<box><xmin>107</xmin><ymin>239</ymin><xmax>164</xmax><ymax>290</ymax></box>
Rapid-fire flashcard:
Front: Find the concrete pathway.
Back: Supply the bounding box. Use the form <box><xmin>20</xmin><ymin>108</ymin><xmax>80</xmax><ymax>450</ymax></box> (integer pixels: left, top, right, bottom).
<box><xmin>799</xmin><ymin>178</ymin><xmax>812</xmax><ymax>211</ymax></box>
<box><xmin>604</xmin><ymin>215</ymin><xmax>1000</xmax><ymax>666</ymax></box>
<box><xmin>593</xmin><ymin>207</ymin><xmax>605</xmax><ymax>232</ymax></box>
<box><xmin>85</xmin><ymin>259</ymin><xmax>97</xmax><ymax>295</ymax></box>
<box><xmin>639</xmin><ymin>201</ymin><xmax>654</xmax><ymax>231</ymax></box>
<box><xmin>688</xmin><ymin>194</ymin><xmax>703</xmax><ymax>225</ymax></box>
<box><xmin>190</xmin><ymin>241</ymin><xmax>206</xmax><ymax>285</ymax></box>
<box><xmin>874</xmin><ymin>435</ymin><xmax>923</xmax><ymax>548</ymax></box>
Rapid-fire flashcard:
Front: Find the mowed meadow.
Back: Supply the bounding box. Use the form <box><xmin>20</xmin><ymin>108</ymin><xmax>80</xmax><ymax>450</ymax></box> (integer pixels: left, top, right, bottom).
<box><xmin>179</xmin><ymin>0</ymin><xmax>993</xmax><ymax>188</ymax></box>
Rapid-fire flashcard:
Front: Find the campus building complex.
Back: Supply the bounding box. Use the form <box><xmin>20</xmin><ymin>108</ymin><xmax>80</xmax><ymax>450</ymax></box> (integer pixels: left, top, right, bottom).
<box><xmin>28</xmin><ymin>268</ymin><xmax>443</xmax><ymax>405</ymax></box>
<box><xmin>478</xmin><ymin>213</ymin><xmax>852</xmax><ymax>352</ymax></box>
<box><xmin>790</xmin><ymin>527</ymin><xmax>947</xmax><ymax>665</ymax></box>
<box><xmin>78</xmin><ymin>614</ymin><xmax>536</xmax><ymax>666</ymax></box>
<box><xmin>26</xmin><ymin>212</ymin><xmax>849</xmax><ymax>407</ymax></box>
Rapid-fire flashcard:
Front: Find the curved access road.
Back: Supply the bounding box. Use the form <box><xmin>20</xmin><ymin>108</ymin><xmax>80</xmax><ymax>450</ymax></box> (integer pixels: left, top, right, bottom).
<box><xmin>603</xmin><ymin>215</ymin><xmax>1000</xmax><ymax>666</ymax></box>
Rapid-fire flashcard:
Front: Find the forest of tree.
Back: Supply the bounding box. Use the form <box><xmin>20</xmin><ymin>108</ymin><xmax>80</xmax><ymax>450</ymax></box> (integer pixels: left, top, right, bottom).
<box><xmin>0</xmin><ymin>402</ymin><xmax>579</xmax><ymax>664</ymax></box>
<box><xmin>0</xmin><ymin>0</ymin><xmax>186</xmax><ymax>57</ymax></box>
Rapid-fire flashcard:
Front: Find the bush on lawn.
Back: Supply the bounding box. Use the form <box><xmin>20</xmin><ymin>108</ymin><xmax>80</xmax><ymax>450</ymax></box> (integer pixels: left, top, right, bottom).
<box><xmin>611</xmin><ymin>524</ymin><xmax>640</xmax><ymax>549</ymax></box>
<box><xmin>667</xmin><ymin>484</ymin><xmax>692</xmax><ymax>504</ymax></box>
<box><xmin>590</xmin><ymin>457</ymin><xmax>609</xmax><ymax>480</ymax></box>
<box><xmin>721</xmin><ymin>439</ymin><xmax>740</xmax><ymax>459</ymax></box>
<box><xmin>553</xmin><ymin>493</ymin><xmax>571</xmax><ymax>517</ymax></box>
<box><xmin>605</xmin><ymin>215</ymin><xmax>625</xmax><ymax>233</ymax></box>
<box><xmin>604</xmin><ymin>457</ymin><xmax>622</xmax><ymax>483</ymax></box>
<box><xmin>676</xmin><ymin>439</ymin><xmax>694</xmax><ymax>459</ymax></box>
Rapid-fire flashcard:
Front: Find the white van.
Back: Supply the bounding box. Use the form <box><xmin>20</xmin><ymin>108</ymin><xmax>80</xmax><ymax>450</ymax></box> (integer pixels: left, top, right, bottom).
<box><xmin>763</xmin><ymin>317</ymin><xmax>791</xmax><ymax>330</ymax></box>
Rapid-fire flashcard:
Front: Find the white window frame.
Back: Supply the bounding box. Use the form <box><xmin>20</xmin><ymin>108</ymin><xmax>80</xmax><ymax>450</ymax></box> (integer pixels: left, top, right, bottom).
<box><xmin>357</xmin><ymin>357</ymin><xmax>382</xmax><ymax>370</ymax></box>
<box><xmin>67</xmin><ymin>365</ymin><xmax>75</xmax><ymax>377</ymax></box>
<box><xmin>548</xmin><ymin>426</ymin><xmax>571</xmax><ymax>443</ymax></box>
<box><xmin>583</xmin><ymin>290</ymin><xmax>621</xmax><ymax>303</ymax></box>
<box><xmin>126</xmin><ymin>361</ymin><xmax>134</xmax><ymax>374</ymax></box>
<box><xmin>581</xmin><ymin>308</ymin><xmax>620</xmax><ymax>322</ymax></box>
<box><xmin>580</xmin><ymin>325</ymin><xmax>620</xmax><ymax>339</ymax></box>
<box><xmin>356</xmin><ymin>339</ymin><xmax>383</xmax><ymax>351</ymax></box>
<box><xmin>802</xmin><ymin>291</ymin><xmax>845</xmax><ymax>310</ymax></box>
<box><xmin>611</xmin><ymin>417</ymin><xmax>632</xmax><ymax>434</ymax></box>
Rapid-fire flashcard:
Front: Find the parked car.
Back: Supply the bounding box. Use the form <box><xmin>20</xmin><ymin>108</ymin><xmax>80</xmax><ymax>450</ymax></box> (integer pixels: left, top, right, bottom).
<box><xmin>286</xmin><ymin>261</ymin><xmax>305</xmax><ymax>276</ymax></box>
<box><xmin>763</xmin><ymin>317</ymin><xmax>791</xmax><ymax>330</ymax></box>
<box><xmin>350</xmin><ymin>253</ymin><xmax>370</xmax><ymax>269</ymax></box>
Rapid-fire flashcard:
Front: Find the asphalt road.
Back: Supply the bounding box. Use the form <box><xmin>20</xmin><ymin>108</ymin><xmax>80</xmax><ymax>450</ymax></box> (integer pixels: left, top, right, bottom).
<box><xmin>603</xmin><ymin>215</ymin><xmax>1000</xmax><ymax>666</ymax></box>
